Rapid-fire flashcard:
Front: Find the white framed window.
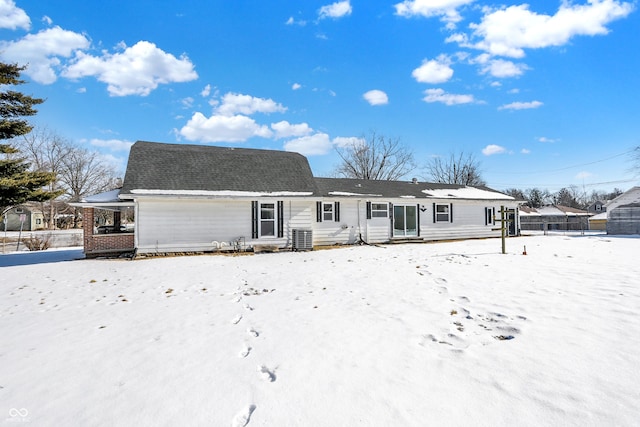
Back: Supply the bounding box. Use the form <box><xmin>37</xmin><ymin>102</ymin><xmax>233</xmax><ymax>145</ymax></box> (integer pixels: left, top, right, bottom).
<box><xmin>260</xmin><ymin>203</ymin><xmax>276</xmax><ymax>237</ymax></box>
<box><xmin>323</xmin><ymin>203</ymin><xmax>334</xmax><ymax>221</ymax></box>
<box><xmin>435</xmin><ymin>203</ymin><xmax>450</xmax><ymax>222</ymax></box>
<box><xmin>371</xmin><ymin>203</ymin><xmax>388</xmax><ymax>218</ymax></box>
<box><xmin>485</xmin><ymin>207</ymin><xmax>495</xmax><ymax>225</ymax></box>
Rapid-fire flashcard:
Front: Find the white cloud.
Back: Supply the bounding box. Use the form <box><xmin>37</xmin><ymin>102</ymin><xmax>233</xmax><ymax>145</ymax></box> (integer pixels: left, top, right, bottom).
<box><xmin>88</xmin><ymin>138</ymin><xmax>134</xmax><ymax>152</ymax></box>
<box><xmin>333</xmin><ymin>136</ymin><xmax>364</xmax><ymax>148</ymax></box>
<box><xmin>468</xmin><ymin>1</ymin><xmax>634</xmax><ymax>58</ymax></box>
<box><xmin>42</xmin><ymin>15</ymin><xmax>52</xmax><ymax>26</ymax></box>
<box><xmin>521</xmin><ymin>148</ymin><xmax>531</xmax><ymax>154</ymax></box>
<box><xmin>363</xmin><ymin>89</ymin><xmax>389</xmax><ymax>106</ymax></box>
<box><xmin>62</xmin><ymin>41</ymin><xmax>198</xmax><ymax>96</ymax></box>
<box><xmin>181</xmin><ymin>97</ymin><xmax>194</xmax><ymax>108</ymax></box>
<box><xmin>286</xmin><ymin>16</ymin><xmax>307</xmax><ymax>26</ymax></box>
<box><xmin>201</xmin><ymin>84</ymin><xmax>211</xmax><ymax>97</ymax></box>
<box><xmin>498</xmin><ymin>100</ymin><xmax>543</xmax><ymax>110</ymax></box>
<box><xmin>284</xmin><ymin>133</ymin><xmax>333</xmax><ymax>156</ymax></box>
<box><xmin>318</xmin><ymin>1</ymin><xmax>352</xmax><ymax>19</ymax></box>
<box><xmin>292</xmin><ymin>83</ymin><xmax>302</xmax><ymax>90</ymax></box>
<box><xmin>216</xmin><ymin>93</ymin><xmax>287</xmax><ymax>116</ymax></box>
<box><xmin>537</xmin><ymin>136</ymin><xmax>558</xmax><ymax>143</ymax></box>
<box><xmin>482</xmin><ymin>144</ymin><xmax>506</xmax><ymax>156</ymax></box>
<box><xmin>412</xmin><ymin>55</ymin><xmax>454</xmax><ymax>84</ymax></box>
<box><xmin>0</xmin><ymin>26</ymin><xmax>90</xmax><ymax>84</ymax></box>
<box><xmin>576</xmin><ymin>171</ymin><xmax>593</xmax><ymax>180</ymax></box>
<box><xmin>271</xmin><ymin>120</ymin><xmax>313</xmax><ymax>139</ymax></box>
<box><xmin>179</xmin><ymin>112</ymin><xmax>273</xmax><ymax>143</ymax></box>
<box><xmin>479</xmin><ymin>58</ymin><xmax>528</xmax><ymax>78</ymax></box>
<box><xmin>0</xmin><ymin>0</ymin><xmax>30</xmax><ymax>30</ymax></box>
<box><xmin>422</xmin><ymin>88</ymin><xmax>475</xmax><ymax>105</ymax></box>
<box><xmin>394</xmin><ymin>0</ymin><xmax>474</xmax><ymax>27</ymax></box>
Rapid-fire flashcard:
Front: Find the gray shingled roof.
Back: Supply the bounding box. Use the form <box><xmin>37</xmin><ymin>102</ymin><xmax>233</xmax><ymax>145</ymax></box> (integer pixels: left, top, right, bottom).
<box><xmin>120</xmin><ymin>141</ymin><xmax>317</xmax><ymax>194</ymax></box>
<box><xmin>119</xmin><ymin>141</ymin><xmax>512</xmax><ymax>200</ymax></box>
<box><xmin>314</xmin><ymin>177</ymin><xmax>510</xmax><ymax>199</ymax></box>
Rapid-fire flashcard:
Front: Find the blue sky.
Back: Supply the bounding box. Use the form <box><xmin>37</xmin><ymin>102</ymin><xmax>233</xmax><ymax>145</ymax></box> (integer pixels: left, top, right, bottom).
<box><xmin>1</xmin><ymin>0</ymin><xmax>638</xmax><ymax>193</ymax></box>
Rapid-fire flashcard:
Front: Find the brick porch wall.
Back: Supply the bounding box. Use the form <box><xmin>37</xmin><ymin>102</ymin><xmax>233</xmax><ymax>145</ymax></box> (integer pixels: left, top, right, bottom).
<box><xmin>83</xmin><ymin>207</ymin><xmax>135</xmax><ymax>256</ymax></box>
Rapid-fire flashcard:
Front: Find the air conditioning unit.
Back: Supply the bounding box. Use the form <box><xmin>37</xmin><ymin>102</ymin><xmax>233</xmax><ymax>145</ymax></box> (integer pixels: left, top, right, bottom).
<box><xmin>292</xmin><ymin>229</ymin><xmax>313</xmax><ymax>251</ymax></box>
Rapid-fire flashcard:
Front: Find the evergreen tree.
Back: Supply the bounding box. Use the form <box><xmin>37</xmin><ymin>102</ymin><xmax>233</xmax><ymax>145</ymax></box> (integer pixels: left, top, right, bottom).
<box><xmin>0</xmin><ymin>62</ymin><xmax>60</xmax><ymax>216</ymax></box>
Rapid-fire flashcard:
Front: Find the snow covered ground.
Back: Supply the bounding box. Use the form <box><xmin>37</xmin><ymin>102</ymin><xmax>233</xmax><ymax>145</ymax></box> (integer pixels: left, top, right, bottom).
<box><xmin>1</xmin><ymin>234</ymin><xmax>639</xmax><ymax>426</ymax></box>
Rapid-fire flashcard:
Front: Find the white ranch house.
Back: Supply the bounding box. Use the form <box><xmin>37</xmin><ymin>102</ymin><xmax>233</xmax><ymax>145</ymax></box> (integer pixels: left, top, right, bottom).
<box><xmin>77</xmin><ymin>141</ymin><xmax>520</xmax><ymax>257</ymax></box>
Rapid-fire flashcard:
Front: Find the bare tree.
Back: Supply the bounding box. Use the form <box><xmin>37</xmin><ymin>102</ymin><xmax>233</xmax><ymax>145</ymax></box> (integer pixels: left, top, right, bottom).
<box><xmin>60</xmin><ymin>147</ymin><xmax>118</xmax><ymax>227</ymax></box>
<box><xmin>503</xmin><ymin>188</ymin><xmax>526</xmax><ymax>201</ymax></box>
<box><xmin>16</xmin><ymin>127</ymin><xmax>71</xmax><ymax>229</ymax></box>
<box><xmin>424</xmin><ymin>151</ymin><xmax>485</xmax><ymax>186</ymax></box>
<box><xmin>333</xmin><ymin>131</ymin><xmax>416</xmax><ymax>180</ymax></box>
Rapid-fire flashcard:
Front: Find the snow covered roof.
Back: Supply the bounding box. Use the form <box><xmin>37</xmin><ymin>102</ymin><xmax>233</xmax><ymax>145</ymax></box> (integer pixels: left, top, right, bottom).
<box><xmin>130</xmin><ymin>189</ymin><xmax>314</xmax><ymax>197</ymax></box>
<box><xmin>83</xmin><ymin>189</ymin><xmax>121</xmax><ymax>203</ymax></box>
<box><xmin>315</xmin><ymin>177</ymin><xmax>513</xmax><ymax>201</ymax></box>
<box><xmin>605</xmin><ymin>186</ymin><xmax>640</xmax><ymax>211</ymax></box>
<box><xmin>421</xmin><ymin>186</ymin><xmax>513</xmax><ymax>200</ymax></box>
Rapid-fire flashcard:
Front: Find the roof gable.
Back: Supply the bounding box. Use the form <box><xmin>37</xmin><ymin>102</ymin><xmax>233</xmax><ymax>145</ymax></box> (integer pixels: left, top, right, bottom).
<box><xmin>121</xmin><ymin>141</ymin><xmax>317</xmax><ymax>195</ymax></box>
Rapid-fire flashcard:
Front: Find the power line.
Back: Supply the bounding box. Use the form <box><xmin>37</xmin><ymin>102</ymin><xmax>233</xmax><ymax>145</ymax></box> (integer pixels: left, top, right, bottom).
<box><xmin>493</xmin><ymin>149</ymin><xmax>635</xmax><ymax>175</ymax></box>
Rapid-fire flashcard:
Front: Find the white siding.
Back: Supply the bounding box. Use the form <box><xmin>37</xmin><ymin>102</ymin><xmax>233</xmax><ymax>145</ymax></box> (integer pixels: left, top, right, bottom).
<box><xmin>312</xmin><ymin>200</ymin><xmax>362</xmax><ymax>246</ymax></box>
<box><xmin>418</xmin><ymin>200</ymin><xmax>517</xmax><ymax>241</ymax></box>
<box><xmin>134</xmin><ymin>197</ymin><xmax>519</xmax><ymax>253</ymax></box>
<box><xmin>135</xmin><ymin>198</ymin><xmax>313</xmax><ymax>253</ymax></box>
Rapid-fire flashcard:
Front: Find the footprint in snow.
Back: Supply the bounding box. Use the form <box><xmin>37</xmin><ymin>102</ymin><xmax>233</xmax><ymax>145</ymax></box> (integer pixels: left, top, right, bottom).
<box><xmin>247</xmin><ymin>328</ymin><xmax>259</xmax><ymax>337</ymax></box>
<box><xmin>239</xmin><ymin>345</ymin><xmax>251</xmax><ymax>358</ymax></box>
<box><xmin>231</xmin><ymin>404</ymin><xmax>256</xmax><ymax>427</ymax></box>
<box><xmin>258</xmin><ymin>365</ymin><xmax>276</xmax><ymax>382</ymax></box>
<box><xmin>231</xmin><ymin>314</ymin><xmax>243</xmax><ymax>324</ymax></box>
<box><xmin>244</xmin><ymin>303</ymin><xmax>254</xmax><ymax>311</ymax></box>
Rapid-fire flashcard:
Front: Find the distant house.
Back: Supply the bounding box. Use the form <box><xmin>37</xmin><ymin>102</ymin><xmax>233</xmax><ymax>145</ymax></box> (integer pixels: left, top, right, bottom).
<box><xmin>519</xmin><ymin>205</ymin><xmax>591</xmax><ymax>231</ymax></box>
<box><xmin>3</xmin><ymin>204</ymin><xmax>44</xmax><ymax>231</ymax></box>
<box><xmin>75</xmin><ymin>141</ymin><xmax>520</xmax><ymax>257</ymax></box>
<box><xmin>586</xmin><ymin>200</ymin><xmax>607</xmax><ymax>214</ymax></box>
<box><xmin>606</xmin><ymin>187</ymin><xmax>640</xmax><ymax>235</ymax></box>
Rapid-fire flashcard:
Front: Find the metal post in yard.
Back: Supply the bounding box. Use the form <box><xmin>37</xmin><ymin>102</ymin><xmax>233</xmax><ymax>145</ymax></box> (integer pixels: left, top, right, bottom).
<box><xmin>16</xmin><ymin>213</ymin><xmax>26</xmax><ymax>251</ymax></box>
<box><xmin>500</xmin><ymin>206</ymin><xmax>506</xmax><ymax>254</ymax></box>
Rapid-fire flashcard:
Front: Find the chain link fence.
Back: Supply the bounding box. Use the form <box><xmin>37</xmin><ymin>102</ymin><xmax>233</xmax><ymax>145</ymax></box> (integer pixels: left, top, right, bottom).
<box><xmin>1</xmin><ymin>230</ymin><xmax>83</xmax><ymax>253</ymax></box>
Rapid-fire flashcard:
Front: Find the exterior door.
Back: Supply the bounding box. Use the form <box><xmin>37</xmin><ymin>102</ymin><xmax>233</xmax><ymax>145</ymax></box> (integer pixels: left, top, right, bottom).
<box><xmin>393</xmin><ymin>205</ymin><xmax>418</xmax><ymax>237</ymax></box>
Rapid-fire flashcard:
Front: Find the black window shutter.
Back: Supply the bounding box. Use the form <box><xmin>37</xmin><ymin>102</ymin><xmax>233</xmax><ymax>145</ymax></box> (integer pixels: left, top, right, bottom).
<box><xmin>416</xmin><ymin>204</ymin><xmax>421</xmax><ymax>236</ymax></box>
<box><xmin>334</xmin><ymin>202</ymin><xmax>340</xmax><ymax>222</ymax></box>
<box><xmin>366</xmin><ymin>202</ymin><xmax>372</xmax><ymax>219</ymax></box>
<box><xmin>450</xmin><ymin>203</ymin><xmax>453</xmax><ymax>223</ymax></box>
<box><xmin>251</xmin><ymin>201</ymin><xmax>258</xmax><ymax>238</ymax></box>
<box><xmin>492</xmin><ymin>207</ymin><xmax>496</xmax><ymax>225</ymax></box>
<box><xmin>277</xmin><ymin>201</ymin><xmax>284</xmax><ymax>238</ymax></box>
<box><xmin>485</xmin><ymin>207</ymin><xmax>488</xmax><ymax>226</ymax></box>
<box><xmin>432</xmin><ymin>203</ymin><xmax>436</xmax><ymax>223</ymax></box>
<box><xmin>316</xmin><ymin>201</ymin><xmax>322</xmax><ymax>222</ymax></box>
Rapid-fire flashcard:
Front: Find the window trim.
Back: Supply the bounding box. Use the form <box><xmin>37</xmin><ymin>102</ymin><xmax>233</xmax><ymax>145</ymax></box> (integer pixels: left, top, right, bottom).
<box><xmin>322</xmin><ymin>202</ymin><xmax>334</xmax><ymax>222</ymax></box>
<box><xmin>370</xmin><ymin>202</ymin><xmax>388</xmax><ymax>218</ymax></box>
<box><xmin>252</xmin><ymin>201</ymin><xmax>283</xmax><ymax>239</ymax></box>
<box><xmin>434</xmin><ymin>203</ymin><xmax>452</xmax><ymax>223</ymax></box>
